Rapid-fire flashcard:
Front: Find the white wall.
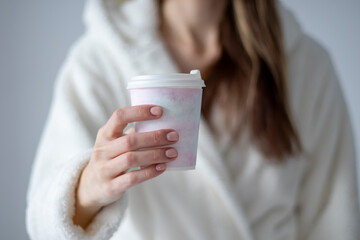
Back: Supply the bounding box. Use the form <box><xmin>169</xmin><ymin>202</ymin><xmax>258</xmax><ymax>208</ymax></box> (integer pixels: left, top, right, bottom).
<box><xmin>0</xmin><ymin>1</ymin><xmax>85</xmax><ymax>239</ymax></box>
<box><xmin>0</xmin><ymin>0</ymin><xmax>359</xmax><ymax>239</ymax></box>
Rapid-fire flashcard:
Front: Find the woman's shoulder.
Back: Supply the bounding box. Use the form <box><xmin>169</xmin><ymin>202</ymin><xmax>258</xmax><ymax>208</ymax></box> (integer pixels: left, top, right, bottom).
<box><xmin>285</xmin><ymin>33</ymin><xmax>345</xmax><ymax>154</ymax></box>
<box><xmin>279</xmin><ymin>3</ymin><xmax>338</xmax><ymax>109</ymax></box>
<box><xmin>287</xmin><ymin>33</ymin><xmax>334</xmax><ymax>92</ymax></box>
<box><xmin>278</xmin><ymin>1</ymin><xmax>332</xmax><ymax>72</ymax></box>
<box><xmin>278</xmin><ymin>3</ymin><xmax>344</xmax><ymax>145</ymax></box>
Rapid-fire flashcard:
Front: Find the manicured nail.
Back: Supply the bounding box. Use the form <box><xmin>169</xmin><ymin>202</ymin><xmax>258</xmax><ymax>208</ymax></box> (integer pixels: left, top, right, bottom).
<box><xmin>165</xmin><ymin>149</ymin><xmax>177</xmax><ymax>158</ymax></box>
<box><xmin>156</xmin><ymin>163</ymin><xmax>166</xmax><ymax>171</ymax></box>
<box><xmin>150</xmin><ymin>106</ymin><xmax>162</xmax><ymax>116</ymax></box>
<box><xmin>166</xmin><ymin>131</ymin><xmax>179</xmax><ymax>141</ymax></box>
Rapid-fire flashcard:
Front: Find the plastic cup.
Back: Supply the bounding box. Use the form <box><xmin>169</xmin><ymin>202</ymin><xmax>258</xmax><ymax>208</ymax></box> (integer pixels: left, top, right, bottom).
<box><xmin>127</xmin><ymin>70</ymin><xmax>206</xmax><ymax>170</ymax></box>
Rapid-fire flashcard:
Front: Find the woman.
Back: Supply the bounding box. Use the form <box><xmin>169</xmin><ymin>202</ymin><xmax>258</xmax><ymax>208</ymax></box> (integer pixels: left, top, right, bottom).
<box><xmin>26</xmin><ymin>0</ymin><xmax>360</xmax><ymax>239</ymax></box>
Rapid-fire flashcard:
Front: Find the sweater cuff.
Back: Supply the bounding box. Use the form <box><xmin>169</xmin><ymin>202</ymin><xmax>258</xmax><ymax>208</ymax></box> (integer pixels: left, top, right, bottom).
<box><xmin>47</xmin><ymin>149</ymin><xmax>127</xmax><ymax>239</ymax></box>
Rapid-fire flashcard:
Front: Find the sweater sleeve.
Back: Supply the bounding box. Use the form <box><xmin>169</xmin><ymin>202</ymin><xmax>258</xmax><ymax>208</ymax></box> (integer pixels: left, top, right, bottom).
<box><xmin>297</xmin><ymin>50</ymin><xmax>360</xmax><ymax>239</ymax></box>
<box><xmin>26</xmin><ymin>36</ymin><xmax>128</xmax><ymax>240</ymax></box>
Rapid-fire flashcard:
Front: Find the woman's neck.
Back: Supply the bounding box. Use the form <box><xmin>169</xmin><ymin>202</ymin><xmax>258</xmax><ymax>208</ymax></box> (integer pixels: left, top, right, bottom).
<box><xmin>161</xmin><ymin>0</ymin><xmax>227</xmax><ymax>51</ymax></box>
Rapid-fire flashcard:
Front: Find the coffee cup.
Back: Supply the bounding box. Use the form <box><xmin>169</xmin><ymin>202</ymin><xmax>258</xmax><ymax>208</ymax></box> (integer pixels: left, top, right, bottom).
<box><xmin>127</xmin><ymin>70</ymin><xmax>205</xmax><ymax>170</ymax></box>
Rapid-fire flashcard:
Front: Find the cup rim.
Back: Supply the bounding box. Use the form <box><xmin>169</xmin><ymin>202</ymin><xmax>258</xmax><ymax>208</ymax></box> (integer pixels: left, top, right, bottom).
<box><xmin>127</xmin><ymin>70</ymin><xmax>206</xmax><ymax>89</ymax></box>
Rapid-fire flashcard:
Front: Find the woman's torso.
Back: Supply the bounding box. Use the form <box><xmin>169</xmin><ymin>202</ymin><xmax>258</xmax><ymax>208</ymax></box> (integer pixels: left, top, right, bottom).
<box><xmin>82</xmin><ymin>0</ymin><xmax>327</xmax><ymax>239</ymax></box>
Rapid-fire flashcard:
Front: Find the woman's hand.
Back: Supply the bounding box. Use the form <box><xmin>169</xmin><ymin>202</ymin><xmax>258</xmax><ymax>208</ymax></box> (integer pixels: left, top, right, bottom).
<box><xmin>73</xmin><ymin>105</ymin><xmax>178</xmax><ymax>229</ymax></box>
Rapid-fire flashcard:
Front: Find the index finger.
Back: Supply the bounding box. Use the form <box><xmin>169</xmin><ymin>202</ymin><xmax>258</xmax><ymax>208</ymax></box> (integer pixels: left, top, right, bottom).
<box><xmin>101</xmin><ymin>105</ymin><xmax>162</xmax><ymax>140</ymax></box>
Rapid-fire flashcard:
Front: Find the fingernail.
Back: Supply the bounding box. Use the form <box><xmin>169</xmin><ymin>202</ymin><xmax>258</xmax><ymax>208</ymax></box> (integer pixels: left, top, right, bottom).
<box><xmin>165</xmin><ymin>149</ymin><xmax>177</xmax><ymax>158</ymax></box>
<box><xmin>156</xmin><ymin>163</ymin><xmax>166</xmax><ymax>171</ymax></box>
<box><xmin>166</xmin><ymin>131</ymin><xmax>179</xmax><ymax>141</ymax></box>
<box><xmin>150</xmin><ymin>106</ymin><xmax>162</xmax><ymax>116</ymax></box>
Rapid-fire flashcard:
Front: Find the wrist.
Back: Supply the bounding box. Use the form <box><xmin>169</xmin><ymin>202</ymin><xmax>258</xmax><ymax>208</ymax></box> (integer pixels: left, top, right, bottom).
<box><xmin>73</xmin><ymin>190</ymin><xmax>102</xmax><ymax>229</ymax></box>
<box><xmin>73</xmin><ymin>167</ymin><xmax>102</xmax><ymax>229</ymax></box>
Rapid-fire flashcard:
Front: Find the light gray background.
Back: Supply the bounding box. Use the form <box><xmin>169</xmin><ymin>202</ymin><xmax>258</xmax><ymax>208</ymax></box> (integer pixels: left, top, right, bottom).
<box><xmin>0</xmin><ymin>0</ymin><xmax>359</xmax><ymax>239</ymax></box>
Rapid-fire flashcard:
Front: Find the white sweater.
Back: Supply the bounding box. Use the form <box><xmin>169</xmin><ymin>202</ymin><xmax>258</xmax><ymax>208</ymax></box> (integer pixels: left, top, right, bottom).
<box><xmin>26</xmin><ymin>0</ymin><xmax>360</xmax><ymax>239</ymax></box>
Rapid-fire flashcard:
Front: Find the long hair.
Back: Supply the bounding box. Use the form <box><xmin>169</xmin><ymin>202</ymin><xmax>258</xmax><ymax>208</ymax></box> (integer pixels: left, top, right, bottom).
<box><xmin>158</xmin><ymin>0</ymin><xmax>302</xmax><ymax>161</ymax></box>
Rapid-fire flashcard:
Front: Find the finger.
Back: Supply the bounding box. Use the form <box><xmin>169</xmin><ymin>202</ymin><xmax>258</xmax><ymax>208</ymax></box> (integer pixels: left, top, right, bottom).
<box><xmin>92</xmin><ymin>129</ymin><xmax>178</xmax><ymax>160</ymax></box>
<box><xmin>100</xmin><ymin>105</ymin><xmax>163</xmax><ymax>140</ymax></box>
<box><xmin>111</xmin><ymin>129</ymin><xmax>179</xmax><ymax>156</ymax></box>
<box><xmin>106</xmin><ymin>148</ymin><xmax>177</xmax><ymax>177</ymax></box>
<box><xmin>110</xmin><ymin>164</ymin><xmax>167</xmax><ymax>193</ymax></box>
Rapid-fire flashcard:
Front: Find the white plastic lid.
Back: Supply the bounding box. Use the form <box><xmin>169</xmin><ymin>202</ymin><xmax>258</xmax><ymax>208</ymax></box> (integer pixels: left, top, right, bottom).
<box><xmin>127</xmin><ymin>70</ymin><xmax>206</xmax><ymax>89</ymax></box>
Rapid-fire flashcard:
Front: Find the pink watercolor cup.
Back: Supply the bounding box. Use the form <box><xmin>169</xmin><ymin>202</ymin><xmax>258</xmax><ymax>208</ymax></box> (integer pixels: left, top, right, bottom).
<box><xmin>127</xmin><ymin>70</ymin><xmax>206</xmax><ymax>170</ymax></box>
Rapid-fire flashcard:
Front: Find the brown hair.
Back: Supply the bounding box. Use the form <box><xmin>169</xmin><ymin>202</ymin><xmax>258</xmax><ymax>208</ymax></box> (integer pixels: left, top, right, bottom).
<box><xmin>159</xmin><ymin>0</ymin><xmax>302</xmax><ymax>161</ymax></box>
